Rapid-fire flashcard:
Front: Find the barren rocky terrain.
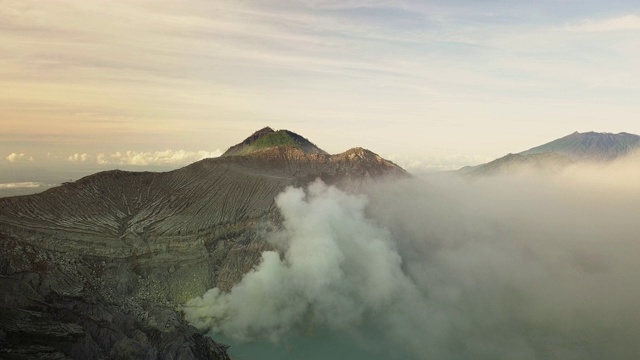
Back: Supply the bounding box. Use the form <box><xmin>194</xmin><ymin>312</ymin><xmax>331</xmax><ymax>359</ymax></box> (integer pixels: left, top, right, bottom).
<box><xmin>0</xmin><ymin>129</ymin><xmax>407</xmax><ymax>359</ymax></box>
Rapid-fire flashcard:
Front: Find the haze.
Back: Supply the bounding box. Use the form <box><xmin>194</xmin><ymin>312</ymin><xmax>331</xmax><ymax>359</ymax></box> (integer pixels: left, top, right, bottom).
<box><xmin>186</xmin><ymin>154</ymin><xmax>640</xmax><ymax>359</ymax></box>
<box><xmin>3</xmin><ymin>0</ymin><xmax>640</xmax><ymax>191</ymax></box>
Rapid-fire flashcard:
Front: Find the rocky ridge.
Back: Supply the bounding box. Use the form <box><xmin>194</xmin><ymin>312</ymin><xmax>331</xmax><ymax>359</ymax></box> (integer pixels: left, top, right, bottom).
<box><xmin>0</xmin><ymin>128</ymin><xmax>408</xmax><ymax>359</ymax></box>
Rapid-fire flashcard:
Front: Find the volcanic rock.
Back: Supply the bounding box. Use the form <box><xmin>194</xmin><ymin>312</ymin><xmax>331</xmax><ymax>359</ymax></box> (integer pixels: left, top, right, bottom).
<box><xmin>0</xmin><ymin>128</ymin><xmax>407</xmax><ymax>359</ymax></box>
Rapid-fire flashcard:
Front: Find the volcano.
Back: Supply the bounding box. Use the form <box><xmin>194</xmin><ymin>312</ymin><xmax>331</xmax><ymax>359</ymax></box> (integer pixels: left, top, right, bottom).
<box><xmin>460</xmin><ymin>131</ymin><xmax>640</xmax><ymax>176</ymax></box>
<box><xmin>0</xmin><ymin>128</ymin><xmax>407</xmax><ymax>359</ymax></box>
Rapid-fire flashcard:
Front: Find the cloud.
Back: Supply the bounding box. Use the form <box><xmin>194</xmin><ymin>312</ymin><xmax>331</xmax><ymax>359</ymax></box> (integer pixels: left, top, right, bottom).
<box><xmin>95</xmin><ymin>149</ymin><xmax>222</xmax><ymax>166</ymax></box>
<box><xmin>67</xmin><ymin>153</ymin><xmax>92</xmax><ymax>163</ymax></box>
<box><xmin>5</xmin><ymin>152</ymin><xmax>34</xmax><ymax>163</ymax></box>
<box><xmin>565</xmin><ymin>14</ymin><xmax>640</xmax><ymax>32</ymax></box>
<box><xmin>185</xmin><ymin>158</ymin><xmax>640</xmax><ymax>359</ymax></box>
<box><xmin>0</xmin><ymin>182</ymin><xmax>43</xmax><ymax>189</ymax></box>
<box><xmin>62</xmin><ymin>149</ymin><xmax>221</xmax><ymax>166</ymax></box>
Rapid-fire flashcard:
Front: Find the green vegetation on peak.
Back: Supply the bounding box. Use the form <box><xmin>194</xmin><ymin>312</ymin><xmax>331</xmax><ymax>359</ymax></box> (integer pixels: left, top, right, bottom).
<box><xmin>222</xmin><ymin>127</ymin><xmax>327</xmax><ymax>157</ymax></box>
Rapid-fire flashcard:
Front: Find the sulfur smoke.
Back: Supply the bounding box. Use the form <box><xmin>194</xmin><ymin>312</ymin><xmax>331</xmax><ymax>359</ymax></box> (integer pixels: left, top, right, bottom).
<box><xmin>185</xmin><ymin>181</ymin><xmax>419</xmax><ymax>344</ymax></box>
<box><xmin>185</xmin><ymin>155</ymin><xmax>640</xmax><ymax>359</ymax></box>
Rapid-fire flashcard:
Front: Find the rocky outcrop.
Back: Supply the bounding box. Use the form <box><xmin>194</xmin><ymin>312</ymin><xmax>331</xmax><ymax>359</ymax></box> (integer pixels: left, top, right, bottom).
<box><xmin>0</xmin><ymin>232</ymin><xmax>232</xmax><ymax>359</ymax></box>
<box><xmin>0</xmin><ymin>129</ymin><xmax>408</xmax><ymax>359</ymax></box>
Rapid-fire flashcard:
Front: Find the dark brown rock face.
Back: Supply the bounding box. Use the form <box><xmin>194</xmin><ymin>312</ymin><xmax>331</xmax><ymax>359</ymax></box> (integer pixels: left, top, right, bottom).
<box><xmin>0</xmin><ymin>135</ymin><xmax>407</xmax><ymax>359</ymax></box>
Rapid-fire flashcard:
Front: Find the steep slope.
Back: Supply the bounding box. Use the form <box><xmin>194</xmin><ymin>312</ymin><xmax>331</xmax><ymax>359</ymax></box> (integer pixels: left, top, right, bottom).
<box><xmin>520</xmin><ymin>131</ymin><xmax>640</xmax><ymax>161</ymax></box>
<box><xmin>0</xmin><ymin>128</ymin><xmax>408</xmax><ymax>359</ymax></box>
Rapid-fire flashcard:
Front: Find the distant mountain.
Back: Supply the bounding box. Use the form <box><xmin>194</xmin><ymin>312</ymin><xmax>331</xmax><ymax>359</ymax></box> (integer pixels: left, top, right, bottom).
<box><xmin>222</xmin><ymin>126</ymin><xmax>327</xmax><ymax>157</ymax></box>
<box><xmin>461</xmin><ymin>131</ymin><xmax>640</xmax><ymax>176</ymax></box>
<box><xmin>0</xmin><ymin>127</ymin><xmax>407</xmax><ymax>359</ymax></box>
<box><xmin>460</xmin><ymin>152</ymin><xmax>574</xmax><ymax>176</ymax></box>
<box><xmin>520</xmin><ymin>131</ymin><xmax>640</xmax><ymax>161</ymax></box>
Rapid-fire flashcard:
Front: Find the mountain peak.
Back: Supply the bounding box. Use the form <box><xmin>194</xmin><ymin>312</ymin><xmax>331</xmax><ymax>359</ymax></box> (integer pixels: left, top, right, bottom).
<box><xmin>460</xmin><ymin>130</ymin><xmax>640</xmax><ymax>177</ymax></box>
<box><xmin>333</xmin><ymin>147</ymin><xmax>410</xmax><ymax>177</ymax></box>
<box><xmin>520</xmin><ymin>131</ymin><xmax>640</xmax><ymax>161</ymax></box>
<box><xmin>222</xmin><ymin>127</ymin><xmax>327</xmax><ymax>157</ymax></box>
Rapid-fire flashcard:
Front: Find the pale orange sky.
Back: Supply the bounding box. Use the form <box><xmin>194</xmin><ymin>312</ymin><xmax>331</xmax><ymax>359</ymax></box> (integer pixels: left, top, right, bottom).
<box><xmin>2</xmin><ymin>0</ymin><xmax>640</xmax><ymax>179</ymax></box>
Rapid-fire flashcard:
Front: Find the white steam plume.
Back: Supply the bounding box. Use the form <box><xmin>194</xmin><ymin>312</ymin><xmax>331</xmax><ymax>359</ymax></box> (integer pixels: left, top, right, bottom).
<box><xmin>185</xmin><ymin>155</ymin><xmax>640</xmax><ymax>359</ymax></box>
<box><xmin>185</xmin><ymin>180</ymin><xmax>418</xmax><ymax>344</ymax></box>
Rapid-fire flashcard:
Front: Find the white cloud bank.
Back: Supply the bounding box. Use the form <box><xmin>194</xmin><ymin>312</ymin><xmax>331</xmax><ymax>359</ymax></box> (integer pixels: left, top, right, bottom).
<box><xmin>97</xmin><ymin>149</ymin><xmax>222</xmax><ymax>166</ymax></box>
<box><xmin>0</xmin><ymin>182</ymin><xmax>43</xmax><ymax>189</ymax></box>
<box><xmin>67</xmin><ymin>153</ymin><xmax>93</xmax><ymax>163</ymax></box>
<box><xmin>5</xmin><ymin>153</ymin><xmax>34</xmax><ymax>163</ymax></box>
<box><xmin>66</xmin><ymin>149</ymin><xmax>222</xmax><ymax>166</ymax></box>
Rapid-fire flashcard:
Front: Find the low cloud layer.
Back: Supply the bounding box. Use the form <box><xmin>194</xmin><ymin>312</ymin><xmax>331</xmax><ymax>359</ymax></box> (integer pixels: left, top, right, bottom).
<box><xmin>185</xmin><ymin>156</ymin><xmax>640</xmax><ymax>359</ymax></box>
<box><xmin>5</xmin><ymin>152</ymin><xmax>34</xmax><ymax>163</ymax></box>
<box><xmin>66</xmin><ymin>149</ymin><xmax>221</xmax><ymax>166</ymax></box>
<box><xmin>0</xmin><ymin>182</ymin><xmax>43</xmax><ymax>189</ymax></box>
<box><xmin>67</xmin><ymin>153</ymin><xmax>93</xmax><ymax>163</ymax></box>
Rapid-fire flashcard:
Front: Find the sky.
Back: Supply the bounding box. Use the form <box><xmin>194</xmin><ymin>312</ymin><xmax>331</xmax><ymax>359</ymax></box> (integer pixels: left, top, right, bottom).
<box><xmin>2</xmin><ymin>0</ymin><xmax>640</xmax><ymax>185</ymax></box>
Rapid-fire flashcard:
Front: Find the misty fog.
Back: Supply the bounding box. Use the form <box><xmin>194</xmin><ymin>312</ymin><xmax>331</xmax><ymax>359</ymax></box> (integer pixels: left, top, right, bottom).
<box><xmin>185</xmin><ymin>154</ymin><xmax>640</xmax><ymax>360</ymax></box>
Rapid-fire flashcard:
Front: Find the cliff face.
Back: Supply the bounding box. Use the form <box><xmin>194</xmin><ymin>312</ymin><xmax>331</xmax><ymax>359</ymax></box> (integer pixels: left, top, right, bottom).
<box><xmin>0</xmin><ymin>130</ymin><xmax>408</xmax><ymax>359</ymax></box>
